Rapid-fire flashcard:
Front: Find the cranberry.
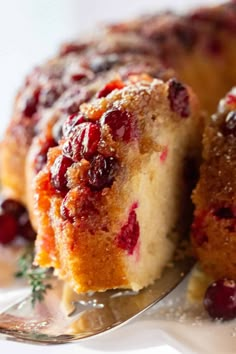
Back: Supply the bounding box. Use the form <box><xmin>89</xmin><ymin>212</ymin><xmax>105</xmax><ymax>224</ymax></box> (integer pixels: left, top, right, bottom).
<box><xmin>63</xmin><ymin>122</ymin><xmax>101</xmax><ymax>161</ymax></box>
<box><xmin>59</xmin><ymin>87</ymin><xmax>91</xmax><ymax>114</ymax></box>
<box><xmin>60</xmin><ymin>187</ymin><xmax>96</xmax><ymax>221</ymax></box>
<box><xmin>87</xmin><ymin>154</ymin><xmax>117</xmax><ymax>191</ymax></box>
<box><xmin>63</xmin><ymin>113</ymin><xmax>86</xmax><ymax>138</ymax></box>
<box><xmin>97</xmin><ymin>80</ymin><xmax>124</xmax><ymax>98</ymax></box>
<box><xmin>226</xmin><ymin>94</ymin><xmax>236</xmax><ymax>106</ymax></box>
<box><xmin>59</xmin><ymin>42</ymin><xmax>87</xmax><ymax>56</ymax></box>
<box><xmin>204</xmin><ymin>279</ymin><xmax>236</xmax><ymax>320</ymax></box>
<box><xmin>116</xmin><ymin>203</ymin><xmax>140</xmax><ymax>255</ymax></box>
<box><xmin>50</xmin><ymin>155</ymin><xmax>73</xmax><ymax>192</ymax></box>
<box><xmin>18</xmin><ymin>212</ymin><xmax>36</xmax><ymax>241</ymax></box>
<box><xmin>70</xmin><ymin>73</ymin><xmax>87</xmax><ymax>82</ymax></box>
<box><xmin>168</xmin><ymin>79</ymin><xmax>190</xmax><ymax>118</ymax></box>
<box><xmin>90</xmin><ymin>54</ymin><xmax>120</xmax><ymax>73</ymax></box>
<box><xmin>100</xmin><ymin>109</ymin><xmax>137</xmax><ymax>142</ymax></box>
<box><xmin>221</xmin><ymin>111</ymin><xmax>236</xmax><ymax>136</ymax></box>
<box><xmin>34</xmin><ymin>138</ymin><xmax>57</xmax><ymax>173</ymax></box>
<box><xmin>191</xmin><ymin>212</ymin><xmax>208</xmax><ymax>246</ymax></box>
<box><xmin>39</xmin><ymin>81</ymin><xmax>64</xmax><ymax>107</ymax></box>
<box><xmin>0</xmin><ymin>214</ymin><xmax>18</xmax><ymax>244</ymax></box>
<box><xmin>206</xmin><ymin>38</ymin><xmax>222</xmax><ymax>56</ymax></box>
<box><xmin>0</xmin><ymin>198</ymin><xmax>25</xmax><ymax>217</ymax></box>
<box><xmin>20</xmin><ymin>87</ymin><xmax>40</xmax><ymax>117</ymax></box>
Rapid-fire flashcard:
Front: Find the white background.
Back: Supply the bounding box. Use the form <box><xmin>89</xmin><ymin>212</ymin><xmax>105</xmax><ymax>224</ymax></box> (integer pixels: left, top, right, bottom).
<box><xmin>0</xmin><ymin>1</ymin><xmax>229</xmax><ymax>353</ymax></box>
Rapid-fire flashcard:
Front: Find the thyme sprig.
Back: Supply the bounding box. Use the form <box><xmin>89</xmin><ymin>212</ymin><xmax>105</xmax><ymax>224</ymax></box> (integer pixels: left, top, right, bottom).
<box><xmin>15</xmin><ymin>247</ymin><xmax>52</xmax><ymax>307</ymax></box>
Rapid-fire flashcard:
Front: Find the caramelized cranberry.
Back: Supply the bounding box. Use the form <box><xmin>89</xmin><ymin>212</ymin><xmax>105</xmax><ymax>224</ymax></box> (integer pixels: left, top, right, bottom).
<box><xmin>34</xmin><ymin>138</ymin><xmax>57</xmax><ymax>173</ymax></box>
<box><xmin>168</xmin><ymin>79</ymin><xmax>190</xmax><ymax>118</ymax></box>
<box><xmin>0</xmin><ymin>214</ymin><xmax>18</xmax><ymax>244</ymax></box>
<box><xmin>20</xmin><ymin>87</ymin><xmax>40</xmax><ymax>117</ymax></box>
<box><xmin>18</xmin><ymin>212</ymin><xmax>36</xmax><ymax>241</ymax></box>
<box><xmin>63</xmin><ymin>122</ymin><xmax>101</xmax><ymax>161</ymax></box>
<box><xmin>50</xmin><ymin>155</ymin><xmax>73</xmax><ymax>192</ymax></box>
<box><xmin>59</xmin><ymin>87</ymin><xmax>91</xmax><ymax>114</ymax></box>
<box><xmin>221</xmin><ymin>111</ymin><xmax>236</xmax><ymax>136</ymax></box>
<box><xmin>100</xmin><ymin>109</ymin><xmax>137</xmax><ymax>142</ymax></box>
<box><xmin>63</xmin><ymin>113</ymin><xmax>86</xmax><ymax>138</ymax></box>
<box><xmin>116</xmin><ymin>203</ymin><xmax>140</xmax><ymax>255</ymax></box>
<box><xmin>90</xmin><ymin>54</ymin><xmax>119</xmax><ymax>73</ymax></box>
<box><xmin>97</xmin><ymin>80</ymin><xmax>124</xmax><ymax>98</ymax></box>
<box><xmin>39</xmin><ymin>81</ymin><xmax>64</xmax><ymax>107</ymax></box>
<box><xmin>0</xmin><ymin>198</ymin><xmax>25</xmax><ymax>217</ymax></box>
<box><xmin>87</xmin><ymin>154</ymin><xmax>117</xmax><ymax>191</ymax></box>
<box><xmin>204</xmin><ymin>279</ymin><xmax>236</xmax><ymax>320</ymax></box>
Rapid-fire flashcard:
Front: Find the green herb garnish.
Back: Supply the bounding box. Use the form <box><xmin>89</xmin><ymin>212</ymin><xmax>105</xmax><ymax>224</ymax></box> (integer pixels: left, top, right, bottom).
<box><xmin>15</xmin><ymin>247</ymin><xmax>52</xmax><ymax>307</ymax></box>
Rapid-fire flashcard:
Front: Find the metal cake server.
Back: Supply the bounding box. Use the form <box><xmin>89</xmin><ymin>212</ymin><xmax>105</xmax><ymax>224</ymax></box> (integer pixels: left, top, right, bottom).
<box><xmin>0</xmin><ymin>253</ymin><xmax>194</xmax><ymax>345</ymax></box>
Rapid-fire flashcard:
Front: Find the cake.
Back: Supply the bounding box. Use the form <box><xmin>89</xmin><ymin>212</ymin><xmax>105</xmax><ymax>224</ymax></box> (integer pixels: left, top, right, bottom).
<box><xmin>33</xmin><ymin>75</ymin><xmax>202</xmax><ymax>292</ymax></box>
<box><xmin>0</xmin><ymin>2</ymin><xmax>236</xmax><ymax>294</ymax></box>
<box><xmin>191</xmin><ymin>88</ymin><xmax>236</xmax><ymax>280</ymax></box>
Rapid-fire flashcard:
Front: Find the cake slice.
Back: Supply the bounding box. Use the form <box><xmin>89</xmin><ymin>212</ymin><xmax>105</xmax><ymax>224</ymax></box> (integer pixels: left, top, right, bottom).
<box><xmin>192</xmin><ymin>88</ymin><xmax>236</xmax><ymax>280</ymax></box>
<box><xmin>33</xmin><ymin>75</ymin><xmax>202</xmax><ymax>293</ymax></box>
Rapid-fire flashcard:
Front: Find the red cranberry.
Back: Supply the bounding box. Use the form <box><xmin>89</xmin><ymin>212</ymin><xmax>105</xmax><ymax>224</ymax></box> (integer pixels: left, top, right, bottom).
<box><xmin>0</xmin><ymin>198</ymin><xmax>25</xmax><ymax>217</ymax></box>
<box><xmin>18</xmin><ymin>212</ymin><xmax>36</xmax><ymax>241</ymax></box>
<box><xmin>70</xmin><ymin>73</ymin><xmax>87</xmax><ymax>82</ymax></box>
<box><xmin>168</xmin><ymin>79</ymin><xmax>190</xmax><ymax>118</ymax></box>
<box><xmin>20</xmin><ymin>87</ymin><xmax>40</xmax><ymax>117</ymax></box>
<box><xmin>204</xmin><ymin>279</ymin><xmax>236</xmax><ymax>320</ymax></box>
<box><xmin>116</xmin><ymin>203</ymin><xmax>140</xmax><ymax>255</ymax></box>
<box><xmin>221</xmin><ymin>111</ymin><xmax>236</xmax><ymax>136</ymax></box>
<box><xmin>97</xmin><ymin>80</ymin><xmax>124</xmax><ymax>98</ymax></box>
<box><xmin>90</xmin><ymin>54</ymin><xmax>119</xmax><ymax>73</ymax></box>
<box><xmin>59</xmin><ymin>87</ymin><xmax>91</xmax><ymax>114</ymax></box>
<box><xmin>63</xmin><ymin>122</ymin><xmax>101</xmax><ymax>161</ymax></box>
<box><xmin>34</xmin><ymin>138</ymin><xmax>57</xmax><ymax>173</ymax></box>
<box><xmin>100</xmin><ymin>109</ymin><xmax>137</xmax><ymax>142</ymax></box>
<box><xmin>63</xmin><ymin>113</ymin><xmax>86</xmax><ymax>138</ymax></box>
<box><xmin>50</xmin><ymin>155</ymin><xmax>73</xmax><ymax>192</ymax></box>
<box><xmin>39</xmin><ymin>81</ymin><xmax>64</xmax><ymax>107</ymax></box>
<box><xmin>0</xmin><ymin>214</ymin><xmax>18</xmax><ymax>244</ymax></box>
<box><xmin>87</xmin><ymin>154</ymin><xmax>117</xmax><ymax>191</ymax></box>
<box><xmin>59</xmin><ymin>42</ymin><xmax>87</xmax><ymax>56</ymax></box>
<box><xmin>226</xmin><ymin>94</ymin><xmax>236</xmax><ymax>106</ymax></box>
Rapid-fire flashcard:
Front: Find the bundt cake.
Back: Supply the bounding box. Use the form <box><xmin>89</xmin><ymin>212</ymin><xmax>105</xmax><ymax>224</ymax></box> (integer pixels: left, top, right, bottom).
<box><xmin>33</xmin><ymin>75</ymin><xmax>202</xmax><ymax>292</ymax></box>
<box><xmin>0</xmin><ymin>1</ymin><xmax>236</xmax><ymax>294</ymax></box>
<box><xmin>191</xmin><ymin>87</ymin><xmax>236</xmax><ymax>280</ymax></box>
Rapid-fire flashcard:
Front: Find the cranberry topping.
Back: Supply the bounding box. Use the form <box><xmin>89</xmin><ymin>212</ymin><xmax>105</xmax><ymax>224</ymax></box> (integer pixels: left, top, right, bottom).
<box><xmin>63</xmin><ymin>113</ymin><xmax>86</xmax><ymax>138</ymax></box>
<box><xmin>20</xmin><ymin>87</ymin><xmax>40</xmax><ymax>117</ymax></box>
<box><xmin>87</xmin><ymin>154</ymin><xmax>117</xmax><ymax>191</ymax></box>
<box><xmin>50</xmin><ymin>155</ymin><xmax>73</xmax><ymax>192</ymax></box>
<box><xmin>59</xmin><ymin>87</ymin><xmax>91</xmax><ymax>115</ymax></box>
<box><xmin>59</xmin><ymin>42</ymin><xmax>88</xmax><ymax>56</ymax></box>
<box><xmin>90</xmin><ymin>54</ymin><xmax>120</xmax><ymax>73</ymax></box>
<box><xmin>206</xmin><ymin>38</ymin><xmax>222</xmax><ymax>56</ymax></box>
<box><xmin>191</xmin><ymin>212</ymin><xmax>208</xmax><ymax>246</ymax></box>
<box><xmin>116</xmin><ymin>203</ymin><xmax>140</xmax><ymax>255</ymax></box>
<box><xmin>97</xmin><ymin>80</ymin><xmax>124</xmax><ymax>98</ymax></box>
<box><xmin>0</xmin><ymin>214</ymin><xmax>18</xmax><ymax>244</ymax></box>
<box><xmin>100</xmin><ymin>109</ymin><xmax>137</xmax><ymax>142</ymax></box>
<box><xmin>63</xmin><ymin>122</ymin><xmax>101</xmax><ymax>161</ymax></box>
<box><xmin>70</xmin><ymin>73</ymin><xmax>87</xmax><ymax>82</ymax></box>
<box><xmin>221</xmin><ymin>111</ymin><xmax>236</xmax><ymax>136</ymax></box>
<box><xmin>168</xmin><ymin>79</ymin><xmax>190</xmax><ymax>118</ymax></box>
<box><xmin>39</xmin><ymin>81</ymin><xmax>64</xmax><ymax>107</ymax></box>
<box><xmin>204</xmin><ymin>279</ymin><xmax>236</xmax><ymax>320</ymax></box>
<box><xmin>34</xmin><ymin>138</ymin><xmax>57</xmax><ymax>173</ymax></box>
<box><xmin>61</xmin><ymin>187</ymin><xmax>96</xmax><ymax>222</ymax></box>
